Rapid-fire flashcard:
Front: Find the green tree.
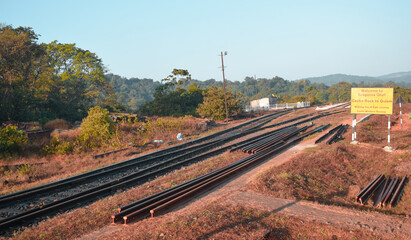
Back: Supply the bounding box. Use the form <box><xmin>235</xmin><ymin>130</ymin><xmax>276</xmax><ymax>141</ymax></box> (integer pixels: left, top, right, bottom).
<box><xmin>327</xmin><ymin>82</ymin><xmax>352</xmax><ymax>103</ymax></box>
<box><xmin>0</xmin><ymin>25</ymin><xmax>49</xmax><ymax>122</ymax></box>
<box><xmin>197</xmin><ymin>86</ymin><xmax>244</xmax><ymax>120</ymax></box>
<box><xmin>0</xmin><ymin>124</ymin><xmax>28</xmax><ymax>157</ymax></box>
<box><xmin>1</xmin><ymin>25</ymin><xmax>113</xmax><ymax>123</ymax></box>
<box><xmin>78</xmin><ymin>106</ymin><xmax>115</xmax><ymax>148</ymax></box>
<box><xmin>393</xmin><ymin>86</ymin><xmax>411</xmax><ymax>103</ymax></box>
<box><xmin>314</xmin><ymin>90</ymin><xmax>329</xmax><ymax>103</ymax></box>
<box><xmin>44</xmin><ymin>41</ymin><xmax>110</xmax><ymax>121</ymax></box>
<box><xmin>162</xmin><ymin>69</ymin><xmax>191</xmax><ymax>90</ymax></box>
<box><xmin>138</xmin><ymin>70</ymin><xmax>203</xmax><ymax>116</ymax></box>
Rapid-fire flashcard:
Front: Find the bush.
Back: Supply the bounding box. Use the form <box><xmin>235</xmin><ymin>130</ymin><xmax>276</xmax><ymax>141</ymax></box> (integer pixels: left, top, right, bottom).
<box><xmin>42</xmin><ymin>135</ymin><xmax>74</xmax><ymax>155</ymax></box>
<box><xmin>44</xmin><ymin>119</ymin><xmax>70</xmax><ymax>130</ymax></box>
<box><xmin>78</xmin><ymin>106</ymin><xmax>116</xmax><ymax>148</ymax></box>
<box><xmin>0</xmin><ymin>124</ymin><xmax>28</xmax><ymax>156</ymax></box>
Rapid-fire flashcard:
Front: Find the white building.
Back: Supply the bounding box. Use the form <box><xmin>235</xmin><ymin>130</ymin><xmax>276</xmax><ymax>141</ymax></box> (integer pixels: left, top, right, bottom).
<box><xmin>246</xmin><ymin>97</ymin><xmax>310</xmax><ymax>112</ymax></box>
<box><xmin>250</xmin><ymin>98</ymin><xmax>277</xmax><ymax>109</ymax></box>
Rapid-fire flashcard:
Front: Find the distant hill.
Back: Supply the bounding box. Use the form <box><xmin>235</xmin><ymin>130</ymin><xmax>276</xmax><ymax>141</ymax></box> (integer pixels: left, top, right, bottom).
<box><xmin>378</xmin><ymin>71</ymin><xmax>411</xmax><ymax>87</ymax></box>
<box><xmin>302</xmin><ymin>72</ymin><xmax>411</xmax><ymax>88</ymax></box>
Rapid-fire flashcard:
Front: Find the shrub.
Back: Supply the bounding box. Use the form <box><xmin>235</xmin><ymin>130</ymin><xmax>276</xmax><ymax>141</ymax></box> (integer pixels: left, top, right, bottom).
<box><xmin>0</xmin><ymin>124</ymin><xmax>28</xmax><ymax>156</ymax></box>
<box><xmin>78</xmin><ymin>106</ymin><xmax>116</xmax><ymax>148</ymax></box>
<box><xmin>44</xmin><ymin>119</ymin><xmax>70</xmax><ymax>130</ymax></box>
<box><xmin>197</xmin><ymin>86</ymin><xmax>245</xmax><ymax>121</ymax></box>
<box><xmin>42</xmin><ymin>135</ymin><xmax>74</xmax><ymax>155</ymax></box>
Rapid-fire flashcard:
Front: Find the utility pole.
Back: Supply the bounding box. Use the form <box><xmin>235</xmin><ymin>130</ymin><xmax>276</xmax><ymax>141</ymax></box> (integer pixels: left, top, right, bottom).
<box><xmin>220</xmin><ymin>51</ymin><xmax>229</xmax><ymax>122</ymax></box>
<box><xmin>254</xmin><ymin>75</ymin><xmax>258</xmax><ymax>97</ymax></box>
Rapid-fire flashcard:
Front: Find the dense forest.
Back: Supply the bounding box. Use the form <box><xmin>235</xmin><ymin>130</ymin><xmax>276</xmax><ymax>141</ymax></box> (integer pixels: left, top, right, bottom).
<box><xmin>105</xmin><ymin>74</ymin><xmax>160</xmax><ymax>111</ymax></box>
<box><xmin>106</xmin><ymin>75</ymin><xmax>329</xmax><ymax>110</ymax></box>
<box><xmin>108</xmin><ymin>74</ymin><xmax>411</xmax><ymax>113</ymax></box>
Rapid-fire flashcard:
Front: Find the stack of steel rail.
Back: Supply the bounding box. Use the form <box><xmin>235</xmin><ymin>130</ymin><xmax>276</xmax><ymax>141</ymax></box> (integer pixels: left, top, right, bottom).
<box><xmin>314</xmin><ymin>124</ymin><xmax>349</xmax><ymax>144</ymax></box>
<box><xmin>356</xmin><ymin>174</ymin><xmax>408</xmax><ymax>208</ymax></box>
<box><xmin>112</xmin><ymin>124</ymin><xmax>330</xmax><ymax>224</ymax></box>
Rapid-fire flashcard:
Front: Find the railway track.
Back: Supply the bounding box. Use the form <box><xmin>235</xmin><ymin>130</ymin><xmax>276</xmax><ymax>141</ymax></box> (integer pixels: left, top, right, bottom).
<box><xmin>0</xmin><ymin>107</ymin><xmax>344</xmax><ymax>233</ymax></box>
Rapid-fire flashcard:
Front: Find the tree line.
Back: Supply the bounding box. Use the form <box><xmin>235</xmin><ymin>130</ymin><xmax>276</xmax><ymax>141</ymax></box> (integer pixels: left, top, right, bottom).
<box><xmin>0</xmin><ymin>25</ymin><xmax>116</xmax><ymax>123</ymax></box>
<box><xmin>2</xmin><ymin>25</ymin><xmax>410</xmax><ymax>124</ymax></box>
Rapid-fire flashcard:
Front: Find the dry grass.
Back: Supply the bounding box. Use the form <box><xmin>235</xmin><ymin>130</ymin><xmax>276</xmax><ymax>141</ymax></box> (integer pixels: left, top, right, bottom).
<box><xmin>250</xmin><ymin>114</ymin><xmax>411</xmax><ymax>215</ymax></box>
<box><xmin>97</xmin><ymin>202</ymin><xmax>382</xmax><ymax>240</ymax></box>
<box><xmin>10</xmin><ymin>151</ymin><xmax>248</xmax><ymax>240</ymax></box>
<box><xmin>114</xmin><ymin>116</ymin><xmax>213</xmax><ymax>149</ymax></box>
<box><xmin>44</xmin><ymin>119</ymin><xmax>70</xmax><ymax>130</ymax></box>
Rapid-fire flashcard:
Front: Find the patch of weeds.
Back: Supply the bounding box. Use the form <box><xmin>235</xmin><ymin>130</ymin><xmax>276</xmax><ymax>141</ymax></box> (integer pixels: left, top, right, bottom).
<box><xmin>277</xmin><ymin>172</ymin><xmax>291</xmax><ymax>179</ymax></box>
<box><xmin>17</xmin><ymin>164</ymin><xmax>31</xmax><ymax>175</ymax></box>
<box><xmin>42</xmin><ymin>135</ymin><xmax>74</xmax><ymax>155</ymax></box>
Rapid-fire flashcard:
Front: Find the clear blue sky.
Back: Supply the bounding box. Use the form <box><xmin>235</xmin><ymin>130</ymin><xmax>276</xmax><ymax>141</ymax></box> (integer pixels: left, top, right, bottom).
<box><xmin>1</xmin><ymin>0</ymin><xmax>410</xmax><ymax>82</ymax></box>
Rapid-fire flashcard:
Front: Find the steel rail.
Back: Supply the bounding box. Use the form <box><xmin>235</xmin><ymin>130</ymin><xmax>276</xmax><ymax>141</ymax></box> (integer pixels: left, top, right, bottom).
<box><xmin>241</xmin><ymin>133</ymin><xmax>288</xmax><ymax>153</ymax></box>
<box><xmin>355</xmin><ymin>174</ymin><xmax>383</xmax><ymax>202</ymax></box>
<box><xmin>114</xmin><ymin>129</ymin><xmax>308</xmax><ymax>223</ymax></box>
<box><xmin>114</xmin><ymin>124</ymin><xmax>329</xmax><ymax>224</ymax></box>
<box><xmin>326</xmin><ymin>124</ymin><xmax>348</xmax><ymax>144</ymax></box>
<box><xmin>358</xmin><ymin>175</ymin><xmax>386</xmax><ymax>205</ymax></box>
<box><xmin>389</xmin><ymin>175</ymin><xmax>408</xmax><ymax>207</ymax></box>
<box><xmin>246</xmin><ymin>132</ymin><xmax>298</xmax><ymax>154</ymax></box>
<box><xmin>229</xmin><ymin>126</ymin><xmax>296</xmax><ymax>152</ymax></box>
<box><xmin>315</xmin><ymin>124</ymin><xmax>342</xmax><ymax>144</ymax></box>
<box><xmin>377</xmin><ymin>177</ymin><xmax>395</xmax><ymax>207</ymax></box>
<box><xmin>114</xmin><ymin>154</ymin><xmax>259</xmax><ymax>218</ymax></box>
<box><xmin>114</xmin><ymin>126</ymin><xmax>312</xmax><ymax>217</ymax></box>
<box><xmin>120</xmin><ymin>136</ymin><xmax>295</xmax><ymax>223</ymax></box>
<box><xmin>381</xmin><ymin>177</ymin><xmax>399</xmax><ymax>207</ymax></box>
<box><xmin>373</xmin><ymin>177</ymin><xmax>388</xmax><ymax>207</ymax></box>
<box><xmin>250</xmin><ymin>126</ymin><xmax>311</xmax><ymax>153</ymax></box>
<box><xmin>232</xmin><ymin>111</ymin><xmax>341</xmax><ymax>153</ymax></box>
<box><xmin>146</xmin><ymin>125</ymin><xmax>331</xmax><ymax>220</ymax></box>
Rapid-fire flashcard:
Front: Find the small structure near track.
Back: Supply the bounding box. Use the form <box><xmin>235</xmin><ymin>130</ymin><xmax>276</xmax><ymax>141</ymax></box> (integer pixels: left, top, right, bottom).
<box><xmin>246</xmin><ymin>98</ymin><xmax>309</xmax><ymax>112</ymax></box>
